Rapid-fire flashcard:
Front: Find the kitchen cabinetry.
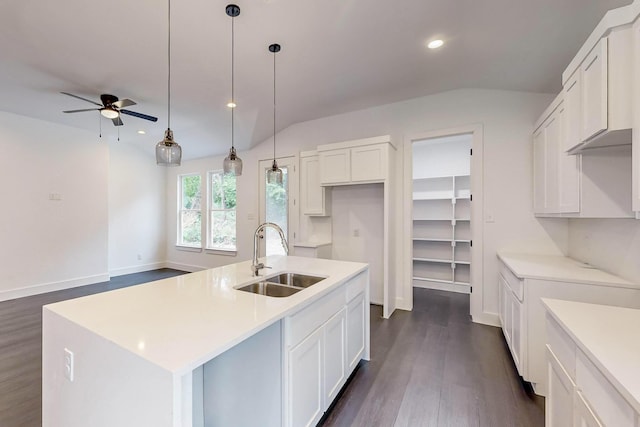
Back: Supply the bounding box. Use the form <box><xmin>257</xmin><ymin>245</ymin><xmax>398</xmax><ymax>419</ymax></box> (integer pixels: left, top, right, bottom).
<box><xmin>318</xmin><ymin>136</ymin><xmax>390</xmax><ymax>186</ymax></box>
<box><xmin>496</xmin><ymin>253</ymin><xmax>640</xmax><ymax>397</ymax></box>
<box><xmin>412</xmin><ymin>175</ymin><xmax>471</xmax><ymax>293</ymax></box>
<box><xmin>300</xmin><ymin>151</ymin><xmax>331</xmax><ymax>216</ymax></box>
<box><xmin>533</xmin><ymin>94</ymin><xmax>632</xmax><ymax>218</ymax></box>
<box><xmin>567</xmin><ymin>27</ymin><xmax>632</xmax><ymax>153</ymax></box>
<box><xmin>543</xmin><ymin>300</ymin><xmax>640</xmax><ymax>427</ymax></box>
<box><xmin>284</xmin><ymin>271</ymin><xmax>368</xmax><ymax>427</ymax></box>
<box><xmin>633</xmin><ymin>17</ymin><xmax>640</xmax><ymax>214</ymax></box>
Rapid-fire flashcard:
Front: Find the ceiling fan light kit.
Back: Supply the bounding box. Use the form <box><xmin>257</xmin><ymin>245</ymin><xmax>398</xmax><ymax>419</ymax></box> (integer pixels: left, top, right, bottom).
<box><xmin>223</xmin><ymin>4</ymin><xmax>243</xmax><ymax>176</ymax></box>
<box><xmin>156</xmin><ymin>0</ymin><xmax>182</xmax><ymax>166</ymax></box>
<box><xmin>266</xmin><ymin>43</ymin><xmax>283</xmax><ymax>185</ymax></box>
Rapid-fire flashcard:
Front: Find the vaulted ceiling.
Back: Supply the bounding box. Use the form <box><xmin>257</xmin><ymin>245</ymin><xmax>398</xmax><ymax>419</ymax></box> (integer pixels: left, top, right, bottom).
<box><xmin>0</xmin><ymin>0</ymin><xmax>632</xmax><ymax>159</ymax></box>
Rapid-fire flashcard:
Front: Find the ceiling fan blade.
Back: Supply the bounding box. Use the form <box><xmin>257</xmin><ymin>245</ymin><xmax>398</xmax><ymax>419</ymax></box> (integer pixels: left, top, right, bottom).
<box><xmin>113</xmin><ymin>98</ymin><xmax>136</xmax><ymax>109</ymax></box>
<box><xmin>120</xmin><ymin>109</ymin><xmax>158</xmax><ymax>122</ymax></box>
<box><xmin>112</xmin><ymin>116</ymin><xmax>124</xmax><ymax>126</ymax></box>
<box><xmin>61</xmin><ymin>92</ymin><xmax>102</xmax><ymax>107</ymax></box>
<box><xmin>63</xmin><ymin>108</ymin><xmax>101</xmax><ymax>113</ymax></box>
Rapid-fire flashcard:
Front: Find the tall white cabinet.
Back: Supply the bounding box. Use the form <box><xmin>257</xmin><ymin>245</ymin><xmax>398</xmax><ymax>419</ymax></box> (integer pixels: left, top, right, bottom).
<box><xmin>411</xmin><ymin>135</ymin><xmax>472</xmax><ymax>294</ymax></box>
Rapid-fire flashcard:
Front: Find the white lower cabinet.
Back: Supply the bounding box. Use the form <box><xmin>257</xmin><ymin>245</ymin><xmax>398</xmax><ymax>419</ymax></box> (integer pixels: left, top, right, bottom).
<box><xmin>546</xmin><ymin>347</ymin><xmax>576</xmax><ymax>427</ymax></box>
<box><xmin>574</xmin><ymin>391</ymin><xmax>603</xmax><ymax>427</ymax></box>
<box><xmin>346</xmin><ymin>293</ymin><xmax>365</xmax><ymax>372</ymax></box>
<box><xmin>285</xmin><ymin>272</ymin><xmax>368</xmax><ymax>427</ymax></box>
<box><xmin>545</xmin><ymin>313</ymin><xmax>639</xmax><ymax>427</ymax></box>
<box><xmin>289</xmin><ymin>327</ymin><xmax>324</xmax><ymax>427</ymax></box>
<box><xmin>498</xmin><ymin>271</ymin><xmax>524</xmax><ymax>375</ymax></box>
<box><xmin>323</xmin><ymin>308</ymin><xmax>346</xmax><ymax>406</ymax></box>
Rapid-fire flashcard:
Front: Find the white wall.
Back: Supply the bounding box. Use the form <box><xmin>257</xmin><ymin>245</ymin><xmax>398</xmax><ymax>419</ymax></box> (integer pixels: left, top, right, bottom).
<box><xmin>412</xmin><ymin>134</ymin><xmax>471</xmax><ymax>179</ymax></box>
<box><xmin>165</xmin><ymin>88</ymin><xmax>568</xmax><ymax>321</ymax></box>
<box><xmin>568</xmin><ymin>218</ymin><xmax>640</xmax><ymax>283</ymax></box>
<box><xmin>0</xmin><ymin>111</ymin><xmax>109</xmax><ymax>300</ymax></box>
<box><xmin>108</xmin><ymin>141</ymin><xmax>167</xmax><ymax>276</ymax></box>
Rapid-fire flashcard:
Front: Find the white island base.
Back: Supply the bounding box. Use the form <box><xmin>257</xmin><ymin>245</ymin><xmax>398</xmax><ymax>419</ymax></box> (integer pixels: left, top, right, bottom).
<box><xmin>42</xmin><ymin>256</ymin><xmax>370</xmax><ymax>427</ymax></box>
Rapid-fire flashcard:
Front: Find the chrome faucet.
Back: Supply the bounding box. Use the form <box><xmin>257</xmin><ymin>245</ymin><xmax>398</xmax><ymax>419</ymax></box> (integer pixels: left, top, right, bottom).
<box><xmin>252</xmin><ymin>222</ymin><xmax>289</xmax><ymax>276</ymax></box>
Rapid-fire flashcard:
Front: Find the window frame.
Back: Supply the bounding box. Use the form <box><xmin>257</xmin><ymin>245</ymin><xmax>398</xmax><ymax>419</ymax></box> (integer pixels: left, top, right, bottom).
<box><xmin>206</xmin><ymin>170</ymin><xmax>237</xmax><ymax>254</ymax></box>
<box><xmin>177</xmin><ymin>173</ymin><xmax>203</xmax><ymax>249</ymax></box>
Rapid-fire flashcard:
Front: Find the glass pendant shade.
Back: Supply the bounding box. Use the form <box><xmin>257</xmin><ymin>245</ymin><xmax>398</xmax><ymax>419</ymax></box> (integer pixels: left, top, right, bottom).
<box><xmin>156</xmin><ymin>129</ymin><xmax>182</xmax><ymax>166</ymax></box>
<box><xmin>266</xmin><ymin>159</ymin><xmax>283</xmax><ymax>184</ymax></box>
<box><xmin>223</xmin><ymin>146</ymin><xmax>243</xmax><ymax>175</ymax></box>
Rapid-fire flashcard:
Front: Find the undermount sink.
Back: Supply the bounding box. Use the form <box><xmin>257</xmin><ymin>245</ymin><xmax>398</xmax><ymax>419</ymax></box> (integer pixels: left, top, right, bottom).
<box><xmin>235</xmin><ymin>272</ymin><xmax>325</xmax><ymax>297</ymax></box>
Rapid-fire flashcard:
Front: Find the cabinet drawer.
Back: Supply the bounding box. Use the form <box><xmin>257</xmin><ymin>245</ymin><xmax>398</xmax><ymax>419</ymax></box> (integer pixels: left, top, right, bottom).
<box><xmin>345</xmin><ymin>272</ymin><xmax>367</xmax><ymax>303</ymax></box>
<box><xmin>546</xmin><ymin>315</ymin><xmax>576</xmax><ymax>382</ymax></box>
<box><xmin>500</xmin><ymin>262</ymin><xmax>524</xmax><ymax>301</ymax></box>
<box><xmin>288</xmin><ymin>286</ymin><xmax>346</xmax><ymax>347</ymax></box>
<box><xmin>576</xmin><ymin>349</ymin><xmax>636</xmax><ymax>427</ymax></box>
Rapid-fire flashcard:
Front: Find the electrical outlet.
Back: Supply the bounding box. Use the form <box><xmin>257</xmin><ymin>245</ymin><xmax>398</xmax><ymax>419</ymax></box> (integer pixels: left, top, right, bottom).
<box><xmin>64</xmin><ymin>348</ymin><xmax>74</xmax><ymax>382</ymax></box>
<box><xmin>137</xmin><ymin>254</ymin><xmax>142</xmax><ymax>261</ymax></box>
<box><xmin>353</xmin><ymin>229</ymin><xmax>360</xmax><ymax>237</ymax></box>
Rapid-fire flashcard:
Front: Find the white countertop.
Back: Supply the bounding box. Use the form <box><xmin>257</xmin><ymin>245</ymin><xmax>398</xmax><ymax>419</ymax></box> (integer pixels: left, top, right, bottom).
<box><xmin>497</xmin><ymin>252</ymin><xmax>637</xmax><ymax>288</ymax></box>
<box><xmin>44</xmin><ymin>256</ymin><xmax>367</xmax><ymax>376</ymax></box>
<box><xmin>293</xmin><ymin>241</ymin><xmax>332</xmax><ymax>248</ymax></box>
<box><xmin>543</xmin><ymin>299</ymin><xmax>640</xmax><ymax>414</ymax></box>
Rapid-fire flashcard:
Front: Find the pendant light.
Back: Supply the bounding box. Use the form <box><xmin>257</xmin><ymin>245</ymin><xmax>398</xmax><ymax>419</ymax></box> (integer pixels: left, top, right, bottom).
<box><xmin>156</xmin><ymin>0</ymin><xmax>182</xmax><ymax>166</ymax></box>
<box><xmin>266</xmin><ymin>43</ymin><xmax>283</xmax><ymax>185</ymax></box>
<box><xmin>223</xmin><ymin>4</ymin><xmax>243</xmax><ymax>176</ymax></box>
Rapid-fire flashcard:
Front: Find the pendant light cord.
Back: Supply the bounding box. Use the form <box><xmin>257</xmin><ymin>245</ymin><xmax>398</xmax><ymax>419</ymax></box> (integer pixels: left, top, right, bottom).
<box><xmin>273</xmin><ymin>48</ymin><xmax>276</xmax><ymax>160</ymax></box>
<box><xmin>231</xmin><ymin>14</ymin><xmax>235</xmax><ymax>150</ymax></box>
<box><xmin>167</xmin><ymin>0</ymin><xmax>171</xmax><ymax>130</ymax></box>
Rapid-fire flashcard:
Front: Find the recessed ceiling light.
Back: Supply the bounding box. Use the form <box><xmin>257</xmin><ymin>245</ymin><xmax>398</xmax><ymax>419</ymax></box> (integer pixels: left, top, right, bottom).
<box><xmin>227</xmin><ymin>102</ymin><xmax>237</xmax><ymax>108</ymax></box>
<box><xmin>427</xmin><ymin>39</ymin><xmax>444</xmax><ymax>49</ymax></box>
<box><xmin>137</xmin><ymin>130</ymin><xmax>146</xmax><ymax>135</ymax></box>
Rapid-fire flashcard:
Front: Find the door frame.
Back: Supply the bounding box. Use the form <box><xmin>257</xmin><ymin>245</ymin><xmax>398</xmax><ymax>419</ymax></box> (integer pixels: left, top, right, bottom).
<box><xmin>402</xmin><ymin>124</ymin><xmax>484</xmax><ymax>321</ymax></box>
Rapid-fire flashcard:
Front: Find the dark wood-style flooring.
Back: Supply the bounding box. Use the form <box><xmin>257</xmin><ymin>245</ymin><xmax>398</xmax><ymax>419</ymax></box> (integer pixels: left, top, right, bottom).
<box><xmin>0</xmin><ymin>269</ymin><xmax>187</xmax><ymax>427</ymax></box>
<box><xmin>320</xmin><ymin>288</ymin><xmax>544</xmax><ymax>427</ymax></box>
<box><xmin>1</xmin><ymin>274</ymin><xmax>543</xmax><ymax>427</ymax></box>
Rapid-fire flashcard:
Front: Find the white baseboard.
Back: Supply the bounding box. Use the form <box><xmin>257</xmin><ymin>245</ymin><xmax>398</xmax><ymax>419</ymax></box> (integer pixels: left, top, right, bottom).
<box><xmin>109</xmin><ymin>262</ymin><xmax>167</xmax><ymax>277</ymax></box>
<box><xmin>164</xmin><ymin>261</ymin><xmax>207</xmax><ymax>273</ymax></box>
<box><xmin>0</xmin><ymin>273</ymin><xmax>110</xmax><ymax>302</ymax></box>
<box><xmin>472</xmin><ymin>312</ymin><xmax>501</xmax><ymax>327</ymax></box>
<box><xmin>413</xmin><ymin>280</ymin><xmax>470</xmax><ymax>294</ymax></box>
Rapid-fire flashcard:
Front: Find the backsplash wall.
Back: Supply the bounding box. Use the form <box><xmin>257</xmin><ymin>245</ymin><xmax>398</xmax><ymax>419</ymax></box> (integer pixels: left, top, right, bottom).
<box><xmin>569</xmin><ymin>218</ymin><xmax>640</xmax><ymax>284</ymax></box>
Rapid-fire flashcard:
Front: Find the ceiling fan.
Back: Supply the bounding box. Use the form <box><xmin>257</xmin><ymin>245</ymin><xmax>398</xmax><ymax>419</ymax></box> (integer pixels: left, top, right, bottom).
<box><xmin>61</xmin><ymin>92</ymin><xmax>158</xmax><ymax>126</ymax></box>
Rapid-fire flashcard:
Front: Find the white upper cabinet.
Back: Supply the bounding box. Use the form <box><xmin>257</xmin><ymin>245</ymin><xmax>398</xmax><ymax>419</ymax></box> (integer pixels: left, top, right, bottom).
<box><xmin>300</xmin><ymin>151</ymin><xmax>331</xmax><ymax>216</ymax></box>
<box><xmin>581</xmin><ymin>38</ymin><xmax>608</xmax><ymax>142</ymax></box>
<box><xmin>633</xmin><ymin>17</ymin><xmax>640</xmax><ymax>214</ymax></box>
<box><xmin>568</xmin><ymin>27</ymin><xmax>632</xmax><ymax>153</ymax></box>
<box><xmin>318</xmin><ymin>135</ymin><xmax>392</xmax><ymax>186</ymax></box>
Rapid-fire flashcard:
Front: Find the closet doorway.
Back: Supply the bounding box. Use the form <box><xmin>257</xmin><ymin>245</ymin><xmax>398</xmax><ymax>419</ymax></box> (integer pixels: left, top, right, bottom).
<box><xmin>403</xmin><ymin>125</ymin><xmax>483</xmax><ymax>319</ymax></box>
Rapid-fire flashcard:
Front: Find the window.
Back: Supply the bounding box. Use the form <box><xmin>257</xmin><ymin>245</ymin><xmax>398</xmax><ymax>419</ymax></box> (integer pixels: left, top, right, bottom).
<box><xmin>207</xmin><ymin>171</ymin><xmax>237</xmax><ymax>251</ymax></box>
<box><xmin>178</xmin><ymin>174</ymin><xmax>202</xmax><ymax>247</ymax></box>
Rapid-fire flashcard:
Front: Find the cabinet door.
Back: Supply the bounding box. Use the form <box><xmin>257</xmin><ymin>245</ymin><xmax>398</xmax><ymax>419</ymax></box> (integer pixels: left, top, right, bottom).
<box><xmin>633</xmin><ymin>19</ymin><xmax>640</xmax><ymax>213</ymax></box>
<box><xmin>559</xmin><ymin>98</ymin><xmax>581</xmax><ymax>213</ymax></box>
<box><xmin>501</xmin><ymin>281</ymin><xmax>512</xmax><ymax>344</ymax></box>
<box><xmin>510</xmin><ymin>290</ymin><xmax>523</xmax><ymax>374</ymax></box>
<box><xmin>301</xmin><ymin>155</ymin><xmax>328</xmax><ymax>216</ymax></box>
<box><xmin>544</xmin><ymin>110</ymin><xmax>561</xmax><ymax>213</ymax></box>
<box><xmin>346</xmin><ymin>293</ymin><xmax>365</xmax><ymax>372</ymax></box>
<box><xmin>547</xmin><ymin>347</ymin><xmax>575</xmax><ymax>427</ymax></box>
<box><xmin>573</xmin><ymin>391</ymin><xmax>603</xmax><ymax>427</ymax></box>
<box><xmin>533</xmin><ymin>128</ymin><xmax>547</xmax><ymax>214</ymax></box>
<box><xmin>324</xmin><ymin>308</ymin><xmax>346</xmax><ymax>407</ymax></box>
<box><xmin>564</xmin><ymin>71</ymin><xmax>582</xmax><ymax>153</ymax></box>
<box><xmin>319</xmin><ymin>148</ymin><xmax>351</xmax><ymax>185</ymax></box>
<box><xmin>581</xmin><ymin>38</ymin><xmax>608</xmax><ymax>141</ymax></box>
<box><xmin>351</xmin><ymin>144</ymin><xmax>387</xmax><ymax>182</ymax></box>
<box><xmin>288</xmin><ymin>327</ymin><xmax>324</xmax><ymax>427</ymax></box>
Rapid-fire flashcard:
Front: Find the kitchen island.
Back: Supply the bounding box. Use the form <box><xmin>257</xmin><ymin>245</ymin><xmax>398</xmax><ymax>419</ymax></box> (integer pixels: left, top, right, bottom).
<box><xmin>42</xmin><ymin>256</ymin><xmax>370</xmax><ymax>427</ymax></box>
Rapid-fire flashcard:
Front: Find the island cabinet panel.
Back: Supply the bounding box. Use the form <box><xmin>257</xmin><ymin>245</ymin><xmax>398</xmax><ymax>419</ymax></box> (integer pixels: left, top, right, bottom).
<box><xmin>323</xmin><ymin>308</ymin><xmax>347</xmax><ymax>406</ymax></box>
<box><xmin>289</xmin><ymin>327</ymin><xmax>324</xmax><ymax>427</ymax></box>
<box><xmin>346</xmin><ymin>292</ymin><xmax>366</xmax><ymax>372</ymax></box>
<box><xmin>284</xmin><ymin>270</ymin><xmax>369</xmax><ymax>427</ymax></box>
<box><xmin>546</xmin><ymin>347</ymin><xmax>576</xmax><ymax>427</ymax></box>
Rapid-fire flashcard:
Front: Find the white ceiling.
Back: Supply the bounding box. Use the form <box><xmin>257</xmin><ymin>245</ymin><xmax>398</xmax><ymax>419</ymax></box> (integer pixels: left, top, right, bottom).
<box><xmin>0</xmin><ymin>0</ymin><xmax>632</xmax><ymax>160</ymax></box>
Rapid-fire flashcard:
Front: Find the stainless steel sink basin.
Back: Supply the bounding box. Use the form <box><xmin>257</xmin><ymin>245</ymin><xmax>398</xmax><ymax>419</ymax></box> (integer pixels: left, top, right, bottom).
<box><xmin>266</xmin><ymin>273</ymin><xmax>325</xmax><ymax>288</ymax></box>
<box><xmin>236</xmin><ymin>282</ymin><xmax>302</xmax><ymax>297</ymax></box>
<box><xmin>235</xmin><ymin>273</ymin><xmax>325</xmax><ymax>297</ymax></box>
